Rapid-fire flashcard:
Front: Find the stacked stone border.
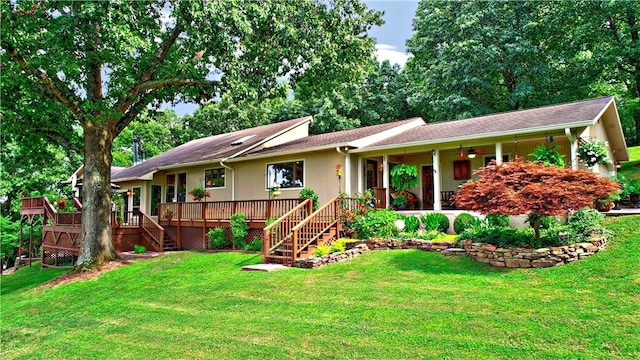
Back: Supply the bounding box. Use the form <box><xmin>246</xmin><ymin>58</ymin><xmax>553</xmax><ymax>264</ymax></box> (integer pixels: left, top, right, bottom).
<box><xmin>291</xmin><ymin>237</ymin><xmax>608</xmax><ymax>269</ymax></box>
<box><xmin>461</xmin><ymin>236</ymin><xmax>608</xmax><ymax>268</ymax></box>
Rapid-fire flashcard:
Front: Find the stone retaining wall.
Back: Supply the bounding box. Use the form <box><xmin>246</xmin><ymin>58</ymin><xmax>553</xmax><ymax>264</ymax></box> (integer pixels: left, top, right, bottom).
<box><xmin>291</xmin><ymin>237</ymin><xmax>608</xmax><ymax>269</ymax></box>
<box><xmin>461</xmin><ymin>237</ymin><xmax>608</xmax><ymax>268</ymax></box>
<box><xmin>292</xmin><ymin>244</ymin><xmax>370</xmax><ymax>268</ymax></box>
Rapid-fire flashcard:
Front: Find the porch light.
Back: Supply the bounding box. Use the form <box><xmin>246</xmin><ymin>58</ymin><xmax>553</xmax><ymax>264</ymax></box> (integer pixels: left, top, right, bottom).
<box><xmin>615</xmin><ymin>161</ymin><xmax>621</xmax><ymax>169</ymax></box>
<box><xmin>467</xmin><ymin>148</ymin><xmax>477</xmax><ymax>159</ymax></box>
<box><xmin>126</xmin><ymin>189</ymin><xmax>134</xmax><ymax>197</ymax></box>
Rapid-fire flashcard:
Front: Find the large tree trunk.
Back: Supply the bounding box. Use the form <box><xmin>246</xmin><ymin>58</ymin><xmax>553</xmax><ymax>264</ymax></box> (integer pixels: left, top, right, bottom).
<box><xmin>76</xmin><ymin>120</ymin><xmax>117</xmax><ymax>269</ymax></box>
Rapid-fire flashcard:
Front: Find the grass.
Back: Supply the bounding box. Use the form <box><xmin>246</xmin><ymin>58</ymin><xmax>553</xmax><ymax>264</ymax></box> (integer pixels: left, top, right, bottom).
<box><xmin>2</xmin><ymin>216</ymin><xmax>639</xmax><ymax>360</ymax></box>
<box><xmin>619</xmin><ymin>145</ymin><xmax>640</xmax><ymax>180</ymax></box>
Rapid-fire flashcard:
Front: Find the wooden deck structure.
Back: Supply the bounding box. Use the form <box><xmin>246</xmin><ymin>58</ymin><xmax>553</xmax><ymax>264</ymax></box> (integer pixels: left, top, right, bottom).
<box><xmin>19</xmin><ymin>188</ymin><xmax>397</xmax><ymax>267</ymax></box>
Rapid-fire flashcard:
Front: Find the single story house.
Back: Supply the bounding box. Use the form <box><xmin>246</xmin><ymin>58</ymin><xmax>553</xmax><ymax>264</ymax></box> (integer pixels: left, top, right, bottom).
<box><xmin>109</xmin><ymin>96</ymin><xmax>628</xmax><ymax>216</ymax></box>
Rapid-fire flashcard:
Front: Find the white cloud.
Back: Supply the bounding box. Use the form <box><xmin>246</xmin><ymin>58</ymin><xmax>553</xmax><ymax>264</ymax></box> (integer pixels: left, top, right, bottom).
<box><xmin>375</xmin><ymin>44</ymin><xmax>411</xmax><ymax>67</ymax></box>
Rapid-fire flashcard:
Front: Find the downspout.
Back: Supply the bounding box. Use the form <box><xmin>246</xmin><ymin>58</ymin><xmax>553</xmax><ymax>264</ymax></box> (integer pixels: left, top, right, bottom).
<box><xmin>219</xmin><ymin>159</ymin><xmax>235</xmax><ymax>201</ymax></box>
<box><xmin>336</xmin><ymin>147</ymin><xmax>351</xmax><ymax>195</ymax></box>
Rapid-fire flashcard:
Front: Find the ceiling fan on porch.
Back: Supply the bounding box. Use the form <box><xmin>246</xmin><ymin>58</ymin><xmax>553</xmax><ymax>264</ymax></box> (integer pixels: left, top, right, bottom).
<box><xmin>459</xmin><ymin>145</ymin><xmax>487</xmax><ymax>159</ymax></box>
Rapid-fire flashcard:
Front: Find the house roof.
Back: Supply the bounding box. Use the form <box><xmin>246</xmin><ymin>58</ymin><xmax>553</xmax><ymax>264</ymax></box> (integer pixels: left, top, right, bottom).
<box><xmin>112</xmin><ymin>117</ymin><xmax>311</xmax><ymax>181</ymax></box>
<box><xmin>357</xmin><ymin>97</ymin><xmax>621</xmax><ymax>152</ymax></box>
<box><xmin>240</xmin><ymin>118</ymin><xmax>424</xmax><ymax>159</ymax></box>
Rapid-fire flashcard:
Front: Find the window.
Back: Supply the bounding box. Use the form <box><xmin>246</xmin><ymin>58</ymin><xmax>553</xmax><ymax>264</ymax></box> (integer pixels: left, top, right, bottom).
<box><xmin>453</xmin><ymin>160</ymin><xmax>471</xmax><ymax>180</ymax></box>
<box><xmin>484</xmin><ymin>155</ymin><xmax>509</xmax><ymax>167</ymax></box>
<box><xmin>166</xmin><ymin>174</ymin><xmax>175</xmax><ymax>202</ymax></box>
<box><xmin>133</xmin><ymin>187</ymin><xmax>141</xmax><ymax>214</ymax></box>
<box><xmin>267</xmin><ymin>161</ymin><xmax>304</xmax><ymax>189</ymax></box>
<box><xmin>204</xmin><ymin>168</ymin><xmax>225</xmax><ymax>188</ymax></box>
<box><xmin>151</xmin><ymin>185</ymin><xmax>162</xmax><ymax>216</ymax></box>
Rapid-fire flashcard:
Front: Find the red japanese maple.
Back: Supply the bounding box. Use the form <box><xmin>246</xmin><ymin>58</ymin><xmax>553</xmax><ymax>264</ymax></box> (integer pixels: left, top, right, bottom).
<box><xmin>454</xmin><ymin>160</ymin><xmax>620</xmax><ymax>238</ymax></box>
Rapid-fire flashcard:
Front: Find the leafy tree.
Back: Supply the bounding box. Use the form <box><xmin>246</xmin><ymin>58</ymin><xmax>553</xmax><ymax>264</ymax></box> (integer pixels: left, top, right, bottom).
<box><xmin>112</xmin><ymin>110</ymin><xmax>177</xmax><ymax>166</ymax></box>
<box><xmin>1</xmin><ymin>0</ymin><xmax>382</xmax><ymax>268</ymax></box>
<box><xmin>563</xmin><ymin>1</ymin><xmax>640</xmax><ymax>145</ymax></box>
<box><xmin>454</xmin><ymin>160</ymin><xmax>621</xmax><ymax>239</ymax></box>
<box><xmin>405</xmin><ymin>1</ymin><xmax>593</xmax><ymax>122</ymax></box>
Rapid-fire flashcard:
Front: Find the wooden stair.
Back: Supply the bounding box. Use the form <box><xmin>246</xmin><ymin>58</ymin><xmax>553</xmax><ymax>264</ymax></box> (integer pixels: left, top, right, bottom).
<box><xmin>162</xmin><ymin>232</ymin><xmax>179</xmax><ymax>251</ymax></box>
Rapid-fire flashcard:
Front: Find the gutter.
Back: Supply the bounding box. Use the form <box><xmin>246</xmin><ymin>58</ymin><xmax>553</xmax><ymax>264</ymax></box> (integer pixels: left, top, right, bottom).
<box><xmin>219</xmin><ymin>159</ymin><xmax>235</xmax><ymax>201</ymax></box>
<box><xmin>350</xmin><ymin>121</ymin><xmax>595</xmax><ymax>154</ymax></box>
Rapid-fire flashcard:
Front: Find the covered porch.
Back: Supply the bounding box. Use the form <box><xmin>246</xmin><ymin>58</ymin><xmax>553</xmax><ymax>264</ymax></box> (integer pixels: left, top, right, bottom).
<box><xmin>354</xmin><ymin>131</ymin><xmax>586</xmax><ymax>211</ymax></box>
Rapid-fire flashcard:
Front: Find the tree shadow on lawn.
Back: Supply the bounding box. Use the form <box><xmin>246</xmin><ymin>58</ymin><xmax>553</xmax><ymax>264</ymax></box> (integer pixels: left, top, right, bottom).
<box><xmin>388</xmin><ymin>249</ymin><xmax>509</xmax><ymax>276</ymax></box>
<box><xmin>0</xmin><ymin>264</ymin><xmax>69</xmax><ymax>296</ymax></box>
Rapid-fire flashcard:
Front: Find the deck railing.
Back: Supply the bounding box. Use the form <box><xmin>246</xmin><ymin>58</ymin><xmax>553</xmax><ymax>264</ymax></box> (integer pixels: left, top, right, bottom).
<box><xmin>290</xmin><ymin>197</ymin><xmax>340</xmax><ymax>260</ymax></box>
<box><xmin>158</xmin><ymin>199</ymin><xmax>305</xmax><ymax>222</ymax></box>
<box><xmin>263</xmin><ymin>199</ymin><xmax>313</xmax><ymax>259</ymax></box>
<box><xmin>139</xmin><ymin>210</ymin><xmax>164</xmax><ymax>251</ymax></box>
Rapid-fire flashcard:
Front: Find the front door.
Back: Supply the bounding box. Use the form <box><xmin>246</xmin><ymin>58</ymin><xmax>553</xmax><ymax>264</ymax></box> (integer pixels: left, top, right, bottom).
<box><xmin>365</xmin><ymin>159</ymin><xmax>379</xmax><ymax>190</ymax></box>
<box><xmin>422</xmin><ymin>165</ymin><xmax>434</xmax><ymax>210</ymax></box>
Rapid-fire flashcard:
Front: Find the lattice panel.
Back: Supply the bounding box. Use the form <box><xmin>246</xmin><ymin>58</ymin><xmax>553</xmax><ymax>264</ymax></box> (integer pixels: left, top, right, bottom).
<box><xmin>42</xmin><ymin>248</ymin><xmax>77</xmax><ymax>268</ymax></box>
<box><xmin>181</xmin><ymin>227</ymin><xmax>206</xmax><ymax>250</ymax></box>
<box><xmin>247</xmin><ymin>229</ymin><xmax>265</xmax><ymax>242</ymax></box>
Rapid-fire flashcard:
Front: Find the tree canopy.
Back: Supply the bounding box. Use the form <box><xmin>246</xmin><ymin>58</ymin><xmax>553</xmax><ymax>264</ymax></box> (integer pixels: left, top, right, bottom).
<box><xmin>1</xmin><ymin>0</ymin><xmax>383</xmax><ymax>268</ymax></box>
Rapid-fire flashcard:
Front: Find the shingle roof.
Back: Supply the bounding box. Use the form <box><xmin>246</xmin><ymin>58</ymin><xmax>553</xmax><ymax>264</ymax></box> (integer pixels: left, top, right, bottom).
<box><xmin>362</xmin><ymin>97</ymin><xmax>614</xmax><ymax>149</ymax></box>
<box><xmin>242</xmin><ymin>118</ymin><xmax>423</xmax><ymax>157</ymax></box>
<box><xmin>113</xmin><ymin>117</ymin><xmax>311</xmax><ymax>181</ymax></box>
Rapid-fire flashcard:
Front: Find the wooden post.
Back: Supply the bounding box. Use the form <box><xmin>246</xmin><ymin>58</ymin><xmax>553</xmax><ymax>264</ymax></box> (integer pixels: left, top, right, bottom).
<box><xmin>292</xmin><ymin>230</ymin><xmax>298</xmax><ymax>262</ymax></box>
<box><xmin>29</xmin><ymin>222</ymin><xmax>34</xmax><ymax>267</ymax></box>
<box><xmin>202</xmin><ymin>202</ymin><xmax>207</xmax><ymax>249</ymax></box>
<box><xmin>334</xmin><ymin>199</ymin><xmax>341</xmax><ymax>237</ymax></box>
<box><xmin>177</xmin><ymin>203</ymin><xmax>182</xmax><ymax>250</ymax></box>
<box><xmin>267</xmin><ymin>200</ymin><xmax>273</xmax><ymax>221</ymax></box>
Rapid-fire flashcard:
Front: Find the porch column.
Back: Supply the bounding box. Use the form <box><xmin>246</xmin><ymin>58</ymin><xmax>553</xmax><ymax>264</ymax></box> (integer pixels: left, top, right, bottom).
<box><xmin>565</xmin><ymin>128</ymin><xmax>578</xmax><ymax>170</ymax></box>
<box><xmin>432</xmin><ymin>149</ymin><xmax>442</xmax><ymax>211</ymax></box>
<box><xmin>495</xmin><ymin>142</ymin><xmax>503</xmax><ymax>165</ymax></box>
<box><xmin>357</xmin><ymin>156</ymin><xmax>363</xmax><ymax>193</ymax></box>
<box><xmin>382</xmin><ymin>155</ymin><xmax>389</xmax><ymax>208</ymax></box>
<box><xmin>344</xmin><ymin>153</ymin><xmax>351</xmax><ymax>195</ymax></box>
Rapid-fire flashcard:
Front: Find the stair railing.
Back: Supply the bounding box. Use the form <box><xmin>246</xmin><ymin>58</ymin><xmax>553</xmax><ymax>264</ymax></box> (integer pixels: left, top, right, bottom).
<box><xmin>139</xmin><ymin>210</ymin><xmax>164</xmax><ymax>251</ymax></box>
<box><xmin>263</xmin><ymin>198</ymin><xmax>312</xmax><ymax>259</ymax></box>
<box><xmin>290</xmin><ymin>197</ymin><xmax>340</xmax><ymax>261</ymax></box>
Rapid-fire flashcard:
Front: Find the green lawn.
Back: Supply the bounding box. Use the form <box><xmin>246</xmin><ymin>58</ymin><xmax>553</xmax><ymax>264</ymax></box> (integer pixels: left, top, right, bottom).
<box><xmin>2</xmin><ymin>216</ymin><xmax>639</xmax><ymax>360</ymax></box>
<box><xmin>619</xmin><ymin>145</ymin><xmax>640</xmax><ymax>180</ymax></box>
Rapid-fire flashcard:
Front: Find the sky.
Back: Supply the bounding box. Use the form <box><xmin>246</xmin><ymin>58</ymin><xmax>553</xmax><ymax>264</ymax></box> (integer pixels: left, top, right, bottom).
<box><xmin>169</xmin><ymin>0</ymin><xmax>419</xmax><ymax>117</ymax></box>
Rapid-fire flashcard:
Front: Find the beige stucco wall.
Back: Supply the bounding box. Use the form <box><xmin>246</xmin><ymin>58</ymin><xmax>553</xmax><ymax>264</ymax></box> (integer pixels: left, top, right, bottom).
<box><xmin>232</xmin><ymin>150</ymin><xmax>345</xmax><ymax>205</ymax></box>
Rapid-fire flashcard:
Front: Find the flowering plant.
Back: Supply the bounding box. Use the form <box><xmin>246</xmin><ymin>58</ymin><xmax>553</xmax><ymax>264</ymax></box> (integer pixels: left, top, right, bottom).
<box><xmin>577</xmin><ymin>138</ymin><xmax>610</xmax><ymax>167</ymax></box>
<box><xmin>188</xmin><ymin>186</ymin><xmax>210</xmax><ymax>201</ymax></box>
<box><xmin>54</xmin><ymin>198</ymin><xmax>68</xmax><ymax>210</ymax></box>
<box><xmin>338</xmin><ymin>190</ymin><xmax>375</xmax><ymax>235</ymax></box>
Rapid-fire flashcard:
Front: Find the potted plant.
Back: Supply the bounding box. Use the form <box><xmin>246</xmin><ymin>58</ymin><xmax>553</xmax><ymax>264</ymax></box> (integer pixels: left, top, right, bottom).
<box><xmin>54</xmin><ymin>198</ymin><xmax>68</xmax><ymax>211</ymax></box>
<box><xmin>163</xmin><ymin>207</ymin><xmax>174</xmax><ymax>220</ymax></box>
<box><xmin>392</xmin><ymin>194</ymin><xmax>408</xmax><ymax>210</ymax></box>
<box><xmin>391</xmin><ymin>164</ymin><xmax>419</xmax><ymax>193</ymax></box>
<box><xmin>577</xmin><ymin>138</ymin><xmax>611</xmax><ymax>167</ymax></box>
<box><xmin>188</xmin><ymin>186</ymin><xmax>210</xmax><ymax>201</ymax></box>
<box><xmin>628</xmin><ymin>178</ymin><xmax>640</xmax><ymax>208</ymax></box>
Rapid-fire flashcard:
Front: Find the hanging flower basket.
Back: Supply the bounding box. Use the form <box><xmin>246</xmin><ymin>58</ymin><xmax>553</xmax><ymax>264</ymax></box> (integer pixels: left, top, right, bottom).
<box><xmin>188</xmin><ymin>186</ymin><xmax>210</xmax><ymax>201</ymax></box>
<box><xmin>54</xmin><ymin>198</ymin><xmax>68</xmax><ymax>210</ymax></box>
<box><xmin>577</xmin><ymin>138</ymin><xmax>611</xmax><ymax>167</ymax></box>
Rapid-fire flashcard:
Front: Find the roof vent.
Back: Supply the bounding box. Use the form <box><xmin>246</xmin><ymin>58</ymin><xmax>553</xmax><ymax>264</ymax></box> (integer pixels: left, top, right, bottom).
<box><xmin>231</xmin><ymin>135</ymin><xmax>256</xmax><ymax>146</ymax></box>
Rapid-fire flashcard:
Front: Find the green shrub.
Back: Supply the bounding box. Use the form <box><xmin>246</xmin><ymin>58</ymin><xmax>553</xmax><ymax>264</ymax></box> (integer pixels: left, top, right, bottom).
<box><xmin>133</xmin><ymin>244</ymin><xmax>147</xmax><ymax>254</ymax></box>
<box><xmin>331</xmin><ymin>238</ymin><xmax>357</xmax><ymax>253</ymax></box>
<box><xmin>299</xmin><ymin>187</ymin><xmax>319</xmax><ymax>212</ymax></box>
<box><xmin>245</xmin><ymin>236</ymin><xmax>262</xmax><ymax>251</ymax></box>
<box><xmin>314</xmin><ymin>244</ymin><xmax>332</xmax><ymax>257</ymax></box>
<box><xmin>400</xmin><ymin>215</ymin><xmax>421</xmax><ymax>233</ymax></box>
<box><xmin>414</xmin><ymin>230</ymin><xmax>445</xmax><ymax>241</ymax></box>
<box><xmin>420</xmin><ymin>213</ymin><xmax>449</xmax><ymax>232</ymax></box>
<box><xmin>360</xmin><ymin>209</ymin><xmax>400</xmax><ymax>239</ymax></box>
<box><xmin>208</xmin><ymin>227</ymin><xmax>231</xmax><ymax>249</ymax></box>
<box><xmin>453</xmin><ymin>213</ymin><xmax>476</xmax><ymax>234</ymax></box>
<box><xmin>486</xmin><ymin>214</ymin><xmax>510</xmax><ymax>228</ymax></box>
<box><xmin>230</xmin><ymin>212</ymin><xmax>249</xmax><ymax>249</ymax></box>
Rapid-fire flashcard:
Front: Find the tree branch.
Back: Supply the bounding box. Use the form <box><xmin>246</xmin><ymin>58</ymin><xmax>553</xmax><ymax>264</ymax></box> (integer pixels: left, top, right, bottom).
<box><xmin>1</xmin><ymin>42</ymin><xmax>84</xmax><ymax>118</ymax></box>
<box><xmin>113</xmin><ymin>23</ymin><xmax>184</xmax><ymax>114</ymax></box>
